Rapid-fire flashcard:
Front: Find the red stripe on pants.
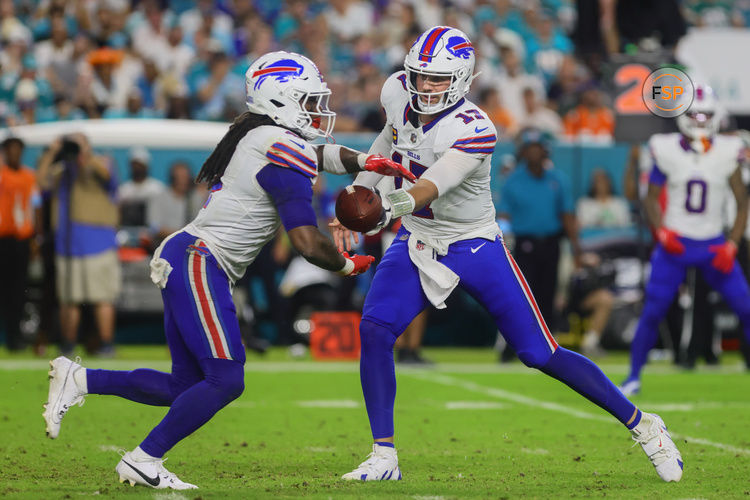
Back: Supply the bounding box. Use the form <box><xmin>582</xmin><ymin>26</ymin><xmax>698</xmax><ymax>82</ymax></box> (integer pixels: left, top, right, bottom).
<box><xmin>192</xmin><ymin>251</ymin><xmax>228</xmax><ymax>359</ymax></box>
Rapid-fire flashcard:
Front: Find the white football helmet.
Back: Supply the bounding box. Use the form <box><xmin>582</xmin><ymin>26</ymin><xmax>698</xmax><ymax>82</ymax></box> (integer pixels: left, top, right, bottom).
<box><xmin>676</xmin><ymin>84</ymin><xmax>724</xmax><ymax>140</ymax></box>
<box><xmin>404</xmin><ymin>26</ymin><xmax>478</xmax><ymax>114</ymax></box>
<box><xmin>245</xmin><ymin>51</ymin><xmax>335</xmax><ymax>140</ymax></box>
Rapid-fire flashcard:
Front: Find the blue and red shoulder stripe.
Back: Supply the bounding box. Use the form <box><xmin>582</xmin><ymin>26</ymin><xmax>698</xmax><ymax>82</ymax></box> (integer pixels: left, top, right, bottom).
<box><xmin>451</xmin><ymin>134</ymin><xmax>497</xmax><ymax>154</ymax></box>
<box><xmin>266</xmin><ymin>142</ymin><xmax>318</xmax><ymax>178</ymax></box>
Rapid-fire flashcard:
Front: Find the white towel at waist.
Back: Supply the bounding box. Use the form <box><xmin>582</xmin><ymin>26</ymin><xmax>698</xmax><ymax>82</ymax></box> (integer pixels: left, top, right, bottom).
<box><xmin>149</xmin><ymin>257</ymin><xmax>173</xmax><ymax>289</ymax></box>
<box><xmin>407</xmin><ymin>233</ymin><xmax>459</xmax><ymax>309</ymax></box>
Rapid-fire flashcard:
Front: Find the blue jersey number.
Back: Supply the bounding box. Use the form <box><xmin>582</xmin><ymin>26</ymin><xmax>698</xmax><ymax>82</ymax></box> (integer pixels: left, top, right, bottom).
<box><xmin>392</xmin><ymin>152</ymin><xmax>433</xmax><ymax>219</ymax></box>
<box><xmin>454</xmin><ymin>109</ymin><xmax>484</xmax><ymax>124</ymax></box>
<box><xmin>685</xmin><ymin>179</ymin><xmax>707</xmax><ymax>213</ymax></box>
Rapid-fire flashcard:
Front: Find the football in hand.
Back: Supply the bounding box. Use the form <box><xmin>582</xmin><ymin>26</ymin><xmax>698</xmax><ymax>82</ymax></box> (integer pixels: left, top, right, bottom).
<box><xmin>335</xmin><ymin>185</ymin><xmax>383</xmax><ymax>233</ymax></box>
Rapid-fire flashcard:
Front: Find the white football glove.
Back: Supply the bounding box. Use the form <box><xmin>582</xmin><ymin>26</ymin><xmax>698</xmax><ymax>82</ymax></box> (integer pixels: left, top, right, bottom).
<box><xmin>365</xmin><ymin>188</ymin><xmax>415</xmax><ymax>236</ymax></box>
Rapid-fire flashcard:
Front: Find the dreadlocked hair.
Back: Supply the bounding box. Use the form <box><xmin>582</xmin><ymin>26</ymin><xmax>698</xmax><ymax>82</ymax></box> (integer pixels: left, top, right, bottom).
<box><xmin>197</xmin><ymin>112</ymin><xmax>276</xmax><ymax>187</ymax></box>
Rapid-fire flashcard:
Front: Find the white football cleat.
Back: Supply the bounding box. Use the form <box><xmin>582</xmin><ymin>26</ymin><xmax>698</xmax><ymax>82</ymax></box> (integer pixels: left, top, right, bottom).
<box><xmin>116</xmin><ymin>451</ymin><xmax>198</xmax><ymax>490</ymax></box>
<box><xmin>631</xmin><ymin>413</ymin><xmax>683</xmax><ymax>482</ymax></box>
<box><xmin>342</xmin><ymin>444</ymin><xmax>402</xmax><ymax>481</ymax></box>
<box><xmin>43</xmin><ymin>356</ymin><xmax>86</xmax><ymax>439</ymax></box>
<box><xmin>620</xmin><ymin>378</ymin><xmax>641</xmax><ymax>397</ymax></box>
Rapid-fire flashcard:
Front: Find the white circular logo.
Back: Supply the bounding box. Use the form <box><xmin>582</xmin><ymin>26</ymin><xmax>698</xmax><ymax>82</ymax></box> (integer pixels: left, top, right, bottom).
<box><xmin>642</xmin><ymin>68</ymin><xmax>694</xmax><ymax>118</ymax></box>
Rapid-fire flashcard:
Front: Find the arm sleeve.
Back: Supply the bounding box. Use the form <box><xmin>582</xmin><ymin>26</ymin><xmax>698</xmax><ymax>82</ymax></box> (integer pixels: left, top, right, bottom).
<box><xmin>319</xmin><ymin>144</ymin><xmax>367</xmax><ymax>175</ymax></box>
<box><xmin>353</xmin><ymin>124</ymin><xmax>392</xmax><ymax>188</ymax></box>
<box><xmin>256</xmin><ymin>164</ymin><xmax>318</xmax><ymax>231</ymax></box>
<box><xmin>419</xmin><ymin>149</ymin><xmax>484</xmax><ymax>197</ymax></box>
<box><xmin>319</xmin><ymin>144</ymin><xmax>348</xmax><ymax>175</ymax></box>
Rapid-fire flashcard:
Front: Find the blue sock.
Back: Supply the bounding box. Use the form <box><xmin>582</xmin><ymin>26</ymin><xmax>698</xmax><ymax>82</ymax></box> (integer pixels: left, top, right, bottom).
<box><xmin>139</xmin><ymin>358</ymin><xmax>245</xmax><ymax>457</ymax></box>
<box><xmin>359</xmin><ymin>319</ymin><xmax>399</xmax><ymax>440</ymax></box>
<box><xmin>540</xmin><ymin>347</ymin><xmax>638</xmax><ymax>427</ymax></box>
<box><xmin>375</xmin><ymin>442</ymin><xmax>395</xmax><ymax>448</ymax></box>
<box><xmin>87</xmin><ymin>368</ymin><xmax>186</xmax><ymax>406</ymax></box>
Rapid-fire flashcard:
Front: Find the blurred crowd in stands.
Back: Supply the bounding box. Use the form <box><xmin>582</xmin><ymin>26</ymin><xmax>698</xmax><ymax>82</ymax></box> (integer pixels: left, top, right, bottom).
<box><xmin>2</xmin><ymin>0</ymin><xmax>748</xmax><ymax>139</ymax></box>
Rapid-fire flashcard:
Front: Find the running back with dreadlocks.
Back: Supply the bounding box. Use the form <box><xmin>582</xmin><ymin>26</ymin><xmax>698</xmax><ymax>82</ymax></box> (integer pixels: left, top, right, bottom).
<box><xmin>42</xmin><ymin>52</ymin><xmax>386</xmax><ymax>493</ymax></box>
<box><xmin>196</xmin><ymin>112</ymin><xmax>276</xmax><ymax>188</ymax></box>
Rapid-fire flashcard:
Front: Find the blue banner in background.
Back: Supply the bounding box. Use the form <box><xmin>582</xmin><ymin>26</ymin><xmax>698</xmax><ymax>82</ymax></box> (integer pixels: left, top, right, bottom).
<box><xmin>21</xmin><ymin>134</ymin><xmax>633</xmax><ymax>203</ymax></box>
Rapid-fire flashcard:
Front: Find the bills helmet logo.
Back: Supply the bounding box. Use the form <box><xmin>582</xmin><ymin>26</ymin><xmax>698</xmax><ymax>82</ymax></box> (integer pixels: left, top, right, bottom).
<box><xmin>445</xmin><ymin>36</ymin><xmax>474</xmax><ymax>59</ymax></box>
<box><xmin>251</xmin><ymin>59</ymin><xmax>305</xmax><ymax>90</ymax></box>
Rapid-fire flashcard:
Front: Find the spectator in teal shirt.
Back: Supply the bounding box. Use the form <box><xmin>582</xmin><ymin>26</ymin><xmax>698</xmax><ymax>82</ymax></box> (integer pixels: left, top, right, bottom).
<box><xmin>498</xmin><ymin>128</ymin><xmax>581</xmax><ymax>332</ymax></box>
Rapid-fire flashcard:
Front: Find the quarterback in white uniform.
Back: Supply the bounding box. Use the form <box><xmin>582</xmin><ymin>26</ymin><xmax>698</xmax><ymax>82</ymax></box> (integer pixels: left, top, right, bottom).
<box><xmin>333</xmin><ymin>26</ymin><xmax>683</xmax><ymax>484</ymax></box>
<box><xmin>42</xmin><ymin>51</ymin><xmax>415</xmax><ymax>490</ymax></box>
<box><xmin>622</xmin><ymin>85</ymin><xmax>750</xmax><ymax>396</ymax></box>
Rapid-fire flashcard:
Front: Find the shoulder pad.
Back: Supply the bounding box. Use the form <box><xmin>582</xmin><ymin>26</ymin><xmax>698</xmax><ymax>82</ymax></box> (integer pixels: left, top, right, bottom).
<box><xmin>647</xmin><ymin>133</ymin><xmax>673</xmax><ymax>158</ymax></box>
<box><xmin>381</xmin><ymin>72</ymin><xmax>410</xmax><ymax>123</ymax></box>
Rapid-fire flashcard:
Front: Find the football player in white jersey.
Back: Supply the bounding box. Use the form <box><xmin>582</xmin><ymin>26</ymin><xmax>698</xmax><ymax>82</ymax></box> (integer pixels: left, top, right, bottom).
<box><xmin>621</xmin><ymin>85</ymin><xmax>750</xmax><ymax>396</ymax></box>
<box><xmin>332</xmin><ymin>26</ymin><xmax>683</xmax><ymax>483</ymax></box>
<box><xmin>42</xmin><ymin>51</ymin><xmax>415</xmax><ymax>490</ymax></box>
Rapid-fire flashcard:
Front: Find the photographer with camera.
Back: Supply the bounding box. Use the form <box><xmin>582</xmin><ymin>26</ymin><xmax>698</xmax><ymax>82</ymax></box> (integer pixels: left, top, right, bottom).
<box><xmin>37</xmin><ymin>133</ymin><xmax>121</xmax><ymax>357</ymax></box>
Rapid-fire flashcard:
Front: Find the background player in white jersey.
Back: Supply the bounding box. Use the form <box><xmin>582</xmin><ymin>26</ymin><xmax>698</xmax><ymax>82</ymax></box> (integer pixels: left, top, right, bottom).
<box><xmin>332</xmin><ymin>26</ymin><xmax>683</xmax><ymax>483</ymax></box>
<box><xmin>42</xmin><ymin>51</ymin><xmax>415</xmax><ymax>490</ymax></box>
<box><xmin>621</xmin><ymin>85</ymin><xmax>750</xmax><ymax>396</ymax></box>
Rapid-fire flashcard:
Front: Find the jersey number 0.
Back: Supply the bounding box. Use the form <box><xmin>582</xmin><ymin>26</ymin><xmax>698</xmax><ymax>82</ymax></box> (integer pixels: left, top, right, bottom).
<box><xmin>685</xmin><ymin>179</ymin><xmax>707</xmax><ymax>213</ymax></box>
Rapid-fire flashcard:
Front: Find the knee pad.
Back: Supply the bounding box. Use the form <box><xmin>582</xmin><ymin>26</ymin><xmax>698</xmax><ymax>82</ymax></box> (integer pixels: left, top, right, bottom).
<box><xmin>360</xmin><ymin>318</ymin><xmax>398</xmax><ymax>353</ymax></box>
<box><xmin>516</xmin><ymin>348</ymin><xmax>553</xmax><ymax>369</ymax></box>
<box><xmin>201</xmin><ymin>359</ymin><xmax>245</xmax><ymax>403</ymax></box>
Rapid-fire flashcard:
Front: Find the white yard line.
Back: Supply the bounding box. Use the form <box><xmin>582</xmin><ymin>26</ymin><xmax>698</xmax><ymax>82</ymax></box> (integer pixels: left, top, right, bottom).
<box><xmin>153</xmin><ymin>494</ymin><xmax>189</xmax><ymax>500</ymax></box>
<box><xmin>406</xmin><ymin>371</ymin><xmax>750</xmax><ymax>456</ymax></box>
<box><xmin>634</xmin><ymin>401</ymin><xmax>750</xmax><ymax>412</ymax></box>
<box><xmin>97</xmin><ymin>444</ymin><xmax>124</xmax><ymax>452</ymax></box>
<box><xmin>445</xmin><ymin>401</ymin><xmax>507</xmax><ymax>410</ymax></box>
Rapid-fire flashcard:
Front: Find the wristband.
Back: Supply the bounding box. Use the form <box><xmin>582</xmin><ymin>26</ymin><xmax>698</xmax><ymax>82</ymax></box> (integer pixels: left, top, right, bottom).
<box><xmin>385</xmin><ymin>188</ymin><xmax>416</xmax><ymax>218</ymax></box>
<box><xmin>357</xmin><ymin>153</ymin><xmax>368</xmax><ymax>170</ymax></box>
<box><xmin>336</xmin><ymin>257</ymin><xmax>355</xmax><ymax>276</ymax></box>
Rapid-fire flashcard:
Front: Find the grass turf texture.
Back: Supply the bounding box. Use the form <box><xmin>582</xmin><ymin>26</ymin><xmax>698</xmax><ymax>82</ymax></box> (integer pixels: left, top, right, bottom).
<box><xmin>1</xmin><ymin>346</ymin><xmax>749</xmax><ymax>499</ymax></box>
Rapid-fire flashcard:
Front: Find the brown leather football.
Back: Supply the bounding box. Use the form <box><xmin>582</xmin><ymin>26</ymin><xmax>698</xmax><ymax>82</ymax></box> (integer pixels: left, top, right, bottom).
<box><xmin>335</xmin><ymin>185</ymin><xmax>383</xmax><ymax>233</ymax></box>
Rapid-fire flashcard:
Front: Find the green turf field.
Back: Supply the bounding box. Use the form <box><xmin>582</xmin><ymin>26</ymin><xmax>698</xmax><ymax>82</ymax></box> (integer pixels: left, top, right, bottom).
<box><xmin>1</xmin><ymin>346</ymin><xmax>749</xmax><ymax>499</ymax></box>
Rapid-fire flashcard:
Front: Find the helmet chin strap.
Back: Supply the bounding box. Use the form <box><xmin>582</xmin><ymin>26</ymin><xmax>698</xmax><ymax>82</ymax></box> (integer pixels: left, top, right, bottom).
<box><xmin>691</xmin><ymin>137</ymin><xmax>711</xmax><ymax>153</ymax></box>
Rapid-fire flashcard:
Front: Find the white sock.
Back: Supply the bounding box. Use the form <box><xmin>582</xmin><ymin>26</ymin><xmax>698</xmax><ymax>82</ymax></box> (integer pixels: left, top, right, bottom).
<box><xmin>73</xmin><ymin>367</ymin><xmax>88</xmax><ymax>394</ymax></box>
<box><xmin>131</xmin><ymin>446</ymin><xmax>158</xmax><ymax>462</ymax></box>
<box><xmin>632</xmin><ymin>412</ymin><xmax>653</xmax><ymax>436</ymax></box>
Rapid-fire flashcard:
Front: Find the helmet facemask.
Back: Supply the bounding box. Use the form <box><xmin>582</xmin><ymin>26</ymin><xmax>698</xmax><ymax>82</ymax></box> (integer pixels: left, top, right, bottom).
<box><xmin>679</xmin><ymin>110</ymin><xmax>717</xmax><ymax>140</ymax></box>
<box><xmin>290</xmin><ymin>87</ymin><xmax>336</xmax><ymax>140</ymax></box>
<box><xmin>405</xmin><ymin>63</ymin><xmax>468</xmax><ymax>114</ymax></box>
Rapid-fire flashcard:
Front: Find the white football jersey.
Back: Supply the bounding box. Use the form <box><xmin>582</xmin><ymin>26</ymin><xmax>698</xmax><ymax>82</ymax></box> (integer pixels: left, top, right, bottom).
<box><xmin>380</xmin><ymin>71</ymin><xmax>499</xmax><ymax>242</ymax></box>
<box><xmin>649</xmin><ymin>133</ymin><xmax>743</xmax><ymax>240</ymax></box>
<box><xmin>184</xmin><ymin>125</ymin><xmax>318</xmax><ymax>282</ymax></box>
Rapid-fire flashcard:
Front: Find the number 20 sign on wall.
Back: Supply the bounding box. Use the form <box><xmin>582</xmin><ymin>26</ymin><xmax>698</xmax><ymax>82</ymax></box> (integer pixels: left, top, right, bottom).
<box><xmin>611</xmin><ymin>62</ymin><xmax>692</xmax><ymax>142</ymax></box>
